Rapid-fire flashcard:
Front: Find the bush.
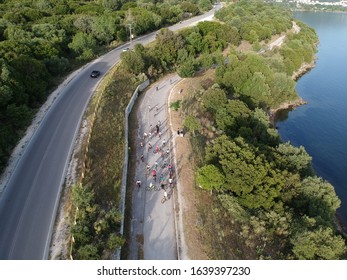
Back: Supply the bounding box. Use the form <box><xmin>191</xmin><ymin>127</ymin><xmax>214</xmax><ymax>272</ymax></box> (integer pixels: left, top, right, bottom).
<box><xmin>170</xmin><ymin>100</ymin><xmax>181</xmax><ymax>111</ymax></box>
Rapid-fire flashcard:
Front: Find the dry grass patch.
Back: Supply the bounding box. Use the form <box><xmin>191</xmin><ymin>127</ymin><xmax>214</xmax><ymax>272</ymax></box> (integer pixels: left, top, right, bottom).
<box><xmin>170</xmin><ymin>69</ymin><xmax>217</xmax><ymax>259</ymax></box>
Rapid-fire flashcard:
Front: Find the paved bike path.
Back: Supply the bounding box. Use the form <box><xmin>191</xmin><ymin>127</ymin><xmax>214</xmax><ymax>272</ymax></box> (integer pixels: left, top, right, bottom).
<box><xmin>129</xmin><ymin>74</ymin><xmax>181</xmax><ymax>260</ymax></box>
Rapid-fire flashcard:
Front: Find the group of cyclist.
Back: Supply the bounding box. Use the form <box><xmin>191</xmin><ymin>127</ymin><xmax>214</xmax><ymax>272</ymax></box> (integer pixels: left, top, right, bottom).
<box><xmin>137</xmin><ymin>111</ymin><xmax>175</xmax><ymax>203</ymax></box>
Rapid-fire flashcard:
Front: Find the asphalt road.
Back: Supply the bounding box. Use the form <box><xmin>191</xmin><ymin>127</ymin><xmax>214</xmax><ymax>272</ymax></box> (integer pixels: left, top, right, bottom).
<box><xmin>0</xmin><ymin>4</ymin><xmax>220</xmax><ymax>260</ymax></box>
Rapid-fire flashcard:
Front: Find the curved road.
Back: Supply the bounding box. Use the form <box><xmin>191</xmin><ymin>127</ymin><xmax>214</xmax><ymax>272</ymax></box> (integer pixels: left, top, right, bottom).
<box><xmin>0</xmin><ymin>5</ymin><xmax>220</xmax><ymax>259</ymax></box>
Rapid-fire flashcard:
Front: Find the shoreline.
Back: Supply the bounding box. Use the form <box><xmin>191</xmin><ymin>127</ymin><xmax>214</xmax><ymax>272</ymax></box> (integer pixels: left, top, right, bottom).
<box><xmin>336</xmin><ymin>212</ymin><xmax>347</xmax><ymax>238</ymax></box>
<box><xmin>292</xmin><ymin>60</ymin><xmax>316</xmax><ymax>81</ymax></box>
<box><xmin>269</xmin><ymin>59</ymin><xmax>316</xmax><ymax>126</ymax></box>
<box><xmin>293</xmin><ymin>8</ymin><xmax>347</xmax><ymax>14</ymax></box>
<box><xmin>272</xmin><ymin>60</ymin><xmax>347</xmax><ymax>237</ymax></box>
<box><xmin>269</xmin><ymin>97</ymin><xmax>308</xmax><ymax>127</ymax></box>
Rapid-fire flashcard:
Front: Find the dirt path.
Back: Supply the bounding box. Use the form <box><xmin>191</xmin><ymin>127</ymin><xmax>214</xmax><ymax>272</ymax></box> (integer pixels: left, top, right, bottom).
<box><xmin>259</xmin><ymin>21</ymin><xmax>301</xmax><ymax>54</ymax></box>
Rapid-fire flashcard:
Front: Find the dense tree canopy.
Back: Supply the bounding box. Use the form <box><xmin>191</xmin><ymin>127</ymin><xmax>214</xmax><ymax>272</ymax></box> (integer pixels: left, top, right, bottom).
<box><xmin>291</xmin><ymin>227</ymin><xmax>346</xmax><ymax>260</ymax></box>
<box><xmin>205</xmin><ymin>136</ymin><xmax>285</xmax><ymax>209</ymax></box>
<box><xmin>215</xmin><ymin>0</ymin><xmax>292</xmax><ymax>43</ymax></box>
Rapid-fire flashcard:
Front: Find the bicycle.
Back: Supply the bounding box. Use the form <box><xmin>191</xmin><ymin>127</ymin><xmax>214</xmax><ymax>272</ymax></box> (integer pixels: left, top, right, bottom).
<box><xmin>159</xmin><ymin>174</ymin><xmax>164</xmax><ymax>183</ymax></box>
<box><xmin>146</xmin><ymin>164</ymin><xmax>150</xmax><ymax>175</ymax></box>
<box><xmin>168</xmin><ymin>178</ymin><xmax>173</xmax><ymax>188</ymax></box>
<box><xmin>161</xmin><ymin>191</ymin><xmax>169</xmax><ymax>204</ymax></box>
<box><xmin>146</xmin><ymin>183</ymin><xmax>157</xmax><ymax>191</ymax></box>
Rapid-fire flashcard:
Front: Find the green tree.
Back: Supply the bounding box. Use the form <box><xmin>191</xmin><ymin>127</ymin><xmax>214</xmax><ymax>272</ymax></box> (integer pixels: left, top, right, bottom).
<box><xmin>76</xmin><ymin>244</ymin><xmax>100</xmax><ymax>260</ymax></box>
<box><xmin>249</xmin><ymin>108</ymin><xmax>280</xmax><ymax>145</ymax></box>
<box><xmin>291</xmin><ymin>227</ymin><xmax>346</xmax><ymax>260</ymax></box>
<box><xmin>201</xmin><ymin>87</ymin><xmax>228</xmax><ymax>114</ymax></box>
<box><xmin>150</xmin><ymin>28</ymin><xmax>184</xmax><ymax>70</ymax></box>
<box><xmin>270</xmin><ymin>72</ymin><xmax>297</xmax><ymax>107</ymax></box>
<box><xmin>31</xmin><ymin>23</ymin><xmax>67</xmax><ymax>46</ymax></box>
<box><xmin>129</xmin><ymin>8</ymin><xmax>162</xmax><ymax>35</ymax></box>
<box><xmin>196</xmin><ymin>164</ymin><xmax>225</xmax><ymax>191</ymax></box>
<box><xmin>71</xmin><ymin>222</ymin><xmax>93</xmax><ymax>245</ymax></box>
<box><xmin>91</xmin><ymin>15</ymin><xmax>117</xmax><ymax>44</ymax></box>
<box><xmin>158</xmin><ymin>4</ymin><xmax>183</xmax><ymax>24</ymax></box>
<box><xmin>72</xmin><ymin>183</ymin><xmax>94</xmax><ymax>210</ymax></box>
<box><xmin>11</xmin><ymin>56</ymin><xmax>50</xmax><ymax>106</ymax></box>
<box><xmin>74</xmin><ymin>15</ymin><xmax>94</xmax><ymax>34</ymax></box>
<box><xmin>295</xmin><ymin>177</ymin><xmax>341</xmax><ymax>225</ymax></box>
<box><xmin>100</xmin><ymin>0</ymin><xmax>123</xmax><ymax>11</ymax></box>
<box><xmin>120</xmin><ymin>50</ymin><xmax>145</xmax><ymax>75</ymax></box>
<box><xmin>215</xmin><ymin>99</ymin><xmax>251</xmax><ymax>133</ymax></box>
<box><xmin>275</xmin><ymin>142</ymin><xmax>312</xmax><ymax>176</ymax></box>
<box><xmin>186</xmin><ymin>31</ymin><xmax>203</xmax><ymax>54</ymax></box>
<box><xmin>218</xmin><ymin>194</ymin><xmax>249</xmax><ymax>222</ymax></box>
<box><xmin>68</xmin><ymin>32</ymin><xmax>96</xmax><ymax>60</ymax></box>
<box><xmin>206</xmin><ymin>136</ymin><xmax>285</xmax><ymax>209</ymax></box>
<box><xmin>241</xmin><ymin>71</ymin><xmax>272</xmax><ymax>108</ymax></box>
<box><xmin>181</xmin><ymin>1</ymin><xmax>200</xmax><ymax>16</ymax></box>
<box><xmin>44</xmin><ymin>56</ymin><xmax>69</xmax><ymax>76</ymax></box>
<box><xmin>106</xmin><ymin>233</ymin><xmax>124</xmax><ymax>250</ymax></box>
<box><xmin>183</xmin><ymin>115</ymin><xmax>201</xmax><ymax>135</ymax></box>
<box><xmin>198</xmin><ymin>0</ymin><xmax>212</xmax><ymax>11</ymax></box>
<box><xmin>197</xmin><ymin>52</ymin><xmax>214</xmax><ymax>70</ymax></box>
<box><xmin>5</xmin><ymin>104</ymin><xmax>32</xmax><ymax>129</ymax></box>
<box><xmin>177</xmin><ymin>48</ymin><xmax>189</xmax><ymax>65</ymax></box>
<box><xmin>177</xmin><ymin>57</ymin><xmax>196</xmax><ymax>77</ymax></box>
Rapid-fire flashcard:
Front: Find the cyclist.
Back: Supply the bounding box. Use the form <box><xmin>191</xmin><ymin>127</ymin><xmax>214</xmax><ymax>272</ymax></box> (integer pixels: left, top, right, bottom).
<box><xmin>146</xmin><ymin>164</ymin><xmax>150</xmax><ymax>175</ymax></box>
<box><xmin>161</xmin><ymin>190</ymin><xmax>168</xmax><ymax>203</ymax></box>
<box><xmin>159</xmin><ymin>173</ymin><xmax>164</xmax><ymax>183</ymax></box>
<box><xmin>148</xmin><ymin>182</ymin><xmax>155</xmax><ymax>190</ymax></box>
<box><xmin>152</xmin><ymin>169</ymin><xmax>157</xmax><ymax>181</ymax></box>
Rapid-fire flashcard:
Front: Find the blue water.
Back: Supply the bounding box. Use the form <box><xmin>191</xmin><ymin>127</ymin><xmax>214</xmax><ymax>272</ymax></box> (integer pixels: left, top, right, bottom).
<box><xmin>277</xmin><ymin>11</ymin><xmax>347</xmax><ymax>228</ymax></box>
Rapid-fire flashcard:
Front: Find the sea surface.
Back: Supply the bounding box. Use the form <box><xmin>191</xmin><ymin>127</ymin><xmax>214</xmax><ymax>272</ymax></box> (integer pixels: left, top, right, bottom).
<box><xmin>276</xmin><ymin>11</ymin><xmax>347</xmax><ymax>229</ymax></box>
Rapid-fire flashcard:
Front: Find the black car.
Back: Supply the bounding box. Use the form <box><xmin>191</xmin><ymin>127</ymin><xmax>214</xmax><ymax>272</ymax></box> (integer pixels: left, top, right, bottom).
<box><xmin>90</xmin><ymin>70</ymin><xmax>101</xmax><ymax>78</ymax></box>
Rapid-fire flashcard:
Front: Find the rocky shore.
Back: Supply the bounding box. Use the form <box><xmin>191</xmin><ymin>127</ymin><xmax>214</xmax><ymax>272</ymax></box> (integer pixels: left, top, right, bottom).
<box><xmin>292</xmin><ymin>60</ymin><xmax>316</xmax><ymax>81</ymax></box>
<box><xmin>269</xmin><ymin>60</ymin><xmax>316</xmax><ymax>126</ymax></box>
<box><xmin>269</xmin><ymin>98</ymin><xmax>307</xmax><ymax>126</ymax></box>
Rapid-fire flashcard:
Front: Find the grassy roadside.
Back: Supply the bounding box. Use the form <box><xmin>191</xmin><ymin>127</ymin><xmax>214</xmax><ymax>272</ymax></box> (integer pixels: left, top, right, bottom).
<box><xmin>69</xmin><ymin>64</ymin><xmax>142</xmax><ymax>259</ymax></box>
